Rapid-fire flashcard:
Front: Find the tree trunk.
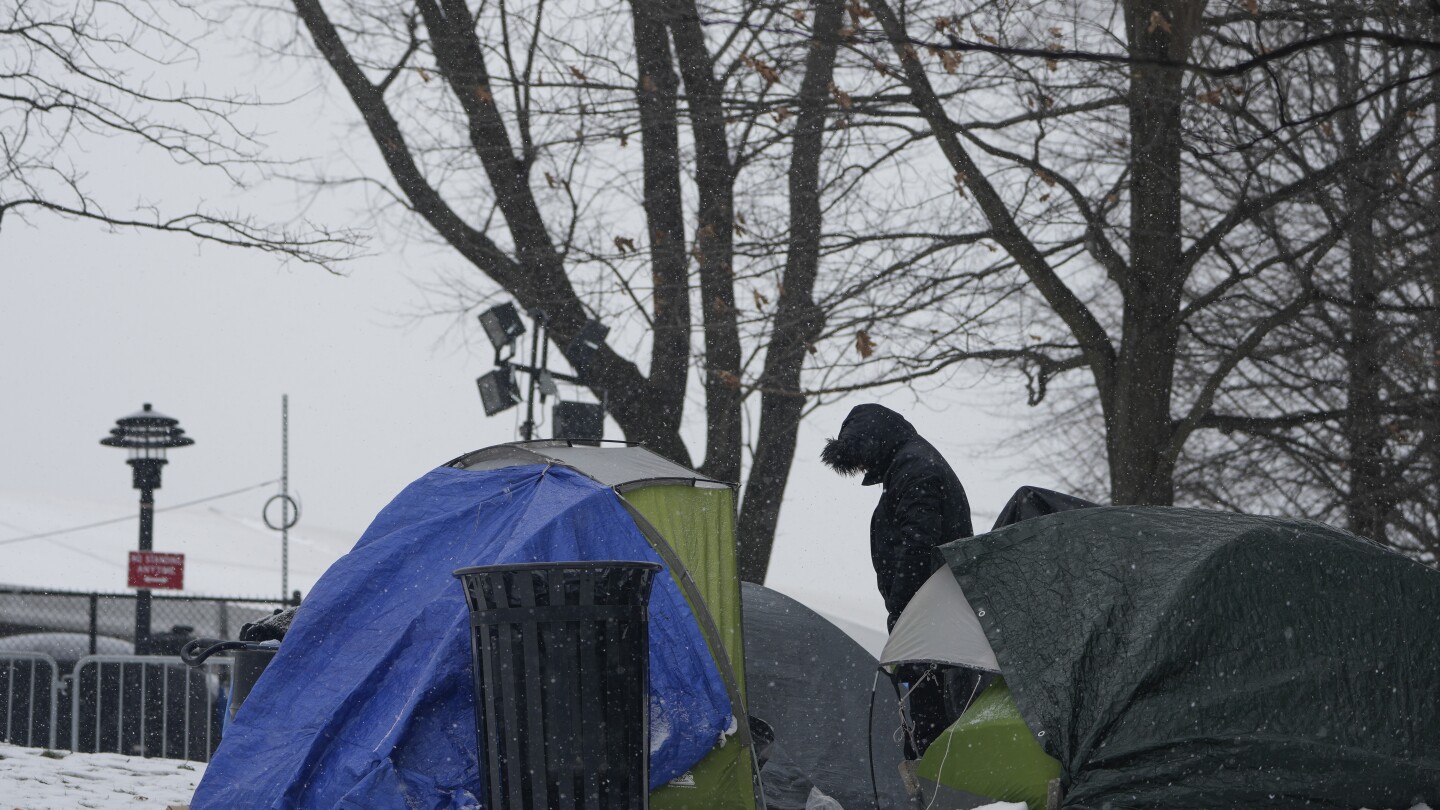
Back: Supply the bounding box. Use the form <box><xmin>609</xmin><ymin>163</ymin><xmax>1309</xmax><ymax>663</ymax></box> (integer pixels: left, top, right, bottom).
<box><xmin>629</xmin><ymin>0</ymin><xmax>690</xmax><ymax>438</ymax></box>
<box><xmin>1106</xmin><ymin>0</ymin><xmax>1205</xmax><ymax>506</ymax></box>
<box><xmin>1428</xmin><ymin>30</ymin><xmax>1440</xmax><ymax>556</ymax></box>
<box><xmin>734</xmin><ymin>0</ymin><xmax>843</xmax><ymax>583</ymax></box>
<box><xmin>663</xmin><ymin>0</ymin><xmax>744</xmax><ymax>483</ymax></box>
<box><xmin>1336</xmin><ymin>46</ymin><xmax>1394</xmax><ymax>543</ymax></box>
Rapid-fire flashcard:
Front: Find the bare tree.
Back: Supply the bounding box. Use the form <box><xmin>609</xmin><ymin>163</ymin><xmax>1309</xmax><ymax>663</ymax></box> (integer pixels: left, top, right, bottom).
<box><xmin>1</xmin><ymin>0</ymin><xmax>357</xmax><ymax>264</ymax></box>
<box><xmin>283</xmin><ymin>0</ymin><xmax>1002</xmax><ymax>580</ymax></box>
<box><xmin>1172</xmin><ymin>4</ymin><xmax>1440</xmax><ymax>559</ymax></box>
<box><xmin>855</xmin><ymin>0</ymin><xmax>1438</xmax><ymax>515</ymax></box>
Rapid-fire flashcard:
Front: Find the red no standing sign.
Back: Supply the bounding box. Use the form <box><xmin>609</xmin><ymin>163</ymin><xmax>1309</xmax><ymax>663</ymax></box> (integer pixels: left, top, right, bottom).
<box><xmin>128</xmin><ymin>551</ymin><xmax>185</xmax><ymax>590</ymax></box>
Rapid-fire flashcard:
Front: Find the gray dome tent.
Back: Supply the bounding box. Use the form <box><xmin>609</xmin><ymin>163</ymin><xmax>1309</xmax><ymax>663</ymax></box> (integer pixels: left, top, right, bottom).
<box><xmin>741</xmin><ymin>582</ymin><xmax>911</xmax><ymax>810</ymax></box>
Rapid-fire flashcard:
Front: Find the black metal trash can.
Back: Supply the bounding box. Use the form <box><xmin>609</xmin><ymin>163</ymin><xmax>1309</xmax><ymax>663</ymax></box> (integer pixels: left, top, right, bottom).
<box><xmin>454</xmin><ymin>561</ymin><xmax>663</xmax><ymax>810</ymax></box>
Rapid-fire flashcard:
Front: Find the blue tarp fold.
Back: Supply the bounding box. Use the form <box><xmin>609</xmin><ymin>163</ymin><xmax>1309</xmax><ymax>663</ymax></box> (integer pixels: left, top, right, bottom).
<box><xmin>194</xmin><ymin>464</ymin><xmax>732</xmax><ymax>808</ymax></box>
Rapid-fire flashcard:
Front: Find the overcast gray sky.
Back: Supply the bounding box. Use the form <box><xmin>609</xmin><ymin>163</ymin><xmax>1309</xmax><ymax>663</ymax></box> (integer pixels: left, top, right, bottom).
<box><xmin>0</xmin><ymin>9</ymin><xmax>1064</xmax><ymax>634</ymax></box>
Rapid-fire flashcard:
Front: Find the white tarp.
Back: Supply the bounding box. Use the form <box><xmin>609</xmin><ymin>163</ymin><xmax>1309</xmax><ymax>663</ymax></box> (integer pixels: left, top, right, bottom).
<box><xmin>878</xmin><ymin>567</ymin><xmax>1000</xmax><ymax>672</ymax></box>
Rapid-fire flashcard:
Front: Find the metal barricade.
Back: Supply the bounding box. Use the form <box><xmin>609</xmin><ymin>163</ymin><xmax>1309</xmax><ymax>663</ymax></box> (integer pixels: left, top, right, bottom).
<box><xmin>0</xmin><ymin>652</ymin><xmax>60</xmax><ymax>749</ymax></box>
<box><xmin>70</xmin><ymin>654</ymin><xmax>231</xmax><ymax>762</ymax></box>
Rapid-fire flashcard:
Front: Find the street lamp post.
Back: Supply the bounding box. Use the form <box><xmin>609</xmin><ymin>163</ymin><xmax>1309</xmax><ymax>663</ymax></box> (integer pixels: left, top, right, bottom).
<box><xmin>101</xmin><ymin>403</ymin><xmax>193</xmax><ymax>655</ymax></box>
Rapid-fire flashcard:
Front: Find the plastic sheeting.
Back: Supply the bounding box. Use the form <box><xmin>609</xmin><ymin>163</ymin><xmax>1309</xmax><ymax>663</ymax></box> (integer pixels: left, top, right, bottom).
<box><xmin>989</xmin><ymin>486</ymin><xmax>1098</xmax><ymax>531</ymax></box>
<box><xmin>944</xmin><ymin>506</ymin><xmax>1440</xmax><ymax>809</ymax></box>
<box><xmin>192</xmin><ymin>464</ymin><xmax>732</xmax><ymax>809</ymax></box>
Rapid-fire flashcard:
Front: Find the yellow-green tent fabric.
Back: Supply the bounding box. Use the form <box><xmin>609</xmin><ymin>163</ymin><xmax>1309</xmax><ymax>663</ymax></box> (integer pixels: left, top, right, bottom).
<box><xmin>625</xmin><ymin>484</ymin><xmax>752</xmax><ymax>810</ymax></box>
<box><xmin>918</xmin><ymin>678</ymin><xmax>1060</xmax><ymax>810</ymax></box>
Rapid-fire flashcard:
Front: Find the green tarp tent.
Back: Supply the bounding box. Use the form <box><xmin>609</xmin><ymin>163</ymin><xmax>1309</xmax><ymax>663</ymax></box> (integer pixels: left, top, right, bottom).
<box><xmin>935</xmin><ymin>505</ymin><xmax>1440</xmax><ymax>809</ymax></box>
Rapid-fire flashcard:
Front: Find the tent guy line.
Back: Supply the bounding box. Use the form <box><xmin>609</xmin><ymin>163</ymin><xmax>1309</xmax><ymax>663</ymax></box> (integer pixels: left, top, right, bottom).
<box><xmin>0</xmin><ymin>479</ymin><xmax>280</xmax><ymax>546</ymax></box>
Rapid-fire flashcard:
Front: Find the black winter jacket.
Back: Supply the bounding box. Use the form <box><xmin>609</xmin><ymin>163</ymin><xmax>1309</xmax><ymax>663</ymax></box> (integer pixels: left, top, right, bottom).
<box><xmin>824</xmin><ymin>405</ymin><xmax>972</xmax><ymax>629</ymax></box>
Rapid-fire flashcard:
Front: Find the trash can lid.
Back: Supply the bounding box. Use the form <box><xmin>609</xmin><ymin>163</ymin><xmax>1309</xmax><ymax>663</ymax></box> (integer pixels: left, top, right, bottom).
<box><xmin>453</xmin><ymin>560</ymin><xmax>663</xmax><ymax>577</ymax></box>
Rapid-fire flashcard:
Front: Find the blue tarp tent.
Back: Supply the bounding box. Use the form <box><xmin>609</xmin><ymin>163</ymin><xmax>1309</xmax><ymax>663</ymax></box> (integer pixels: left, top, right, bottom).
<box><xmin>192</xmin><ymin>461</ymin><xmax>733</xmax><ymax>808</ymax></box>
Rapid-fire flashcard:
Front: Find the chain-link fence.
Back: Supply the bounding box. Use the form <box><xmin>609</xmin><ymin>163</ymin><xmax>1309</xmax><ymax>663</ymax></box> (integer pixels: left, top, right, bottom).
<box><xmin>0</xmin><ymin>589</ymin><xmax>296</xmax><ymax>760</ymax></box>
<box><xmin>0</xmin><ymin>588</ymin><xmax>294</xmax><ymax>654</ymax></box>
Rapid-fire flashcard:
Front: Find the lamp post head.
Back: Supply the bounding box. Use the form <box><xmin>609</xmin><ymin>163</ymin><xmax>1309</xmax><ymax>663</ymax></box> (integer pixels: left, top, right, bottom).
<box><xmin>101</xmin><ymin>403</ymin><xmax>194</xmax><ymax>490</ymax></box>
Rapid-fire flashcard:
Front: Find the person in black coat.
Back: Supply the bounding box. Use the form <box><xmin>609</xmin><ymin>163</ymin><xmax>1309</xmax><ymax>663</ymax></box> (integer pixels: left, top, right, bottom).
<box><xmin>821</xmin><ymin>403</ymin><xmax>973</xmax><ymax>630</ymax></box>
<box><xmin>822</xmin><ymin>403</ymin><xmax>976</xmax><ymax>757</ymax></box>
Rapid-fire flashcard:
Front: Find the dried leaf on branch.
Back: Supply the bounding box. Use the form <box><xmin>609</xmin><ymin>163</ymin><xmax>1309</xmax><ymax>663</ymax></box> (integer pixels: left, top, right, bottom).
<box><xmin>927</xmin><ymin>46</ymin><xmax>962</xmax><ymax>73</ymax></box>
<box><xmin>855</xmin><ymin>330</ymin><xmax>876</xmax><ymax>359</ymax></box>
<box><xmin>743</xmin><ymin>56</ymin><xmax>780</xmax><ymax>85</ymax></box>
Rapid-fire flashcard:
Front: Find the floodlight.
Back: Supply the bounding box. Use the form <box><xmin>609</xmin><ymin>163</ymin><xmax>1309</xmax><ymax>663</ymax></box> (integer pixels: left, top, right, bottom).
<box><xmin>553</xmin><ymin>401</ymin><xmax>605</xmax><ymax>443</ymax></box>
<box><xmin>477</xmin><ymin>368</ymin><xmax>521</xmax><ymax>416</ymax></box>
<box><xmin>565</xmin><ymin>319</ymin><xmax>610</xmax><ymax>381</ymax></box>
<box><xmin>478</xmin><ymin>303</ymin><xmax>526</xmax><ymax>350</ymax></box>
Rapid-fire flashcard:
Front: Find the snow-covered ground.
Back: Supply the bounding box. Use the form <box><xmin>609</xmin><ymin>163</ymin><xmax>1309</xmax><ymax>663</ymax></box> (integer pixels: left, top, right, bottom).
<box><xmin>0</xmin><ymin>742</ymin><xmax>1433</xmax><ymax>810</ymax></box>
<box><xmin>0</xmin><ymin>743</ymin><xmax>206</xmax><ymax>809</ymax></box>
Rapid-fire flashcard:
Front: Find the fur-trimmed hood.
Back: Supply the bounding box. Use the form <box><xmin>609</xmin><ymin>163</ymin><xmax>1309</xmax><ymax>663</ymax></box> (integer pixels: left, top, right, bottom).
<box><xmin>820</xmin><ymin>404</ymin><xmax>918</xmax><ymax>485</ymax></box>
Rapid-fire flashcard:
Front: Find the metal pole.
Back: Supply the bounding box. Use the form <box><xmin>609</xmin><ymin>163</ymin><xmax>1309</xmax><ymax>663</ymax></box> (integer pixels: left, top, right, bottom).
<box><xmin>88</xmin><ymin>593</ymin><xmax>98</xmax><ymax>655</ymax></box>
<box><xmin>281</xmin><ymin>394</ymin><xmax>290</xmax><ymax>602</ymax></box>
<box><xmin>136</xmin><ymin>486</ymin><xmax>154</xmax><ymax>655</ymax></box>
<box><xmin>522</xmin><ymin>317</ymin><xmax>541</xmax><ymax>440</ymax></box>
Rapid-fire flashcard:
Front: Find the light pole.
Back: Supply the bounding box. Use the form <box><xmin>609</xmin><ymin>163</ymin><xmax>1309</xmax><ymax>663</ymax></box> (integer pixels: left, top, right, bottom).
<box><xmin>474</xmin><ymin>302</ymin><xmax>609</xmax><ymax>442</ymax></box>
<box><xmin>101</xmin><ymin>403</ymin><xmax>193</xmax><ymax>655</ymax></box>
